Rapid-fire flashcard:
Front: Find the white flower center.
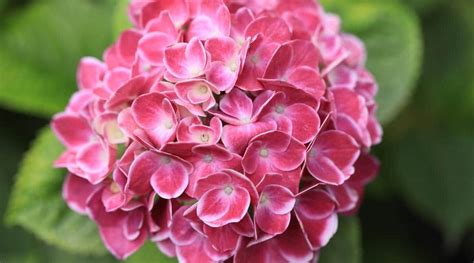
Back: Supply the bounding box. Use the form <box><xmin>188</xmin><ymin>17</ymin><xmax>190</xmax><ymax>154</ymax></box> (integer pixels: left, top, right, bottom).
<box><xmin>224</xmin><ymin>186</ymin><xmax>234</xmax><ymax>195</ymax></box>
<box><xmin>259</xmin><ymin>148</ymin><xmax>269</xmax><ymax>158</ymax></box>
<box><xmin>203</xmin><ymin>154</ymin><xmax>213</xmax><ymax>163</ymax></box>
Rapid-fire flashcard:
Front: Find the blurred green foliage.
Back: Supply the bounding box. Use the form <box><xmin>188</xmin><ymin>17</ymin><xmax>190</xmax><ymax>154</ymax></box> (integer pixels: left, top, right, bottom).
<box><xmin>0</xmin><ymin>0</ymin><xmax>473</xmax><ymax>262</ymax></box>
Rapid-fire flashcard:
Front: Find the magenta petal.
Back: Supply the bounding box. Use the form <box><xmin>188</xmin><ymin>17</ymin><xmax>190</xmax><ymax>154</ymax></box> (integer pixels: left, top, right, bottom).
<box><xmin>326</xmin><ymin>184</ymin><xmax>359</xmax><ymax>213</ymax></box>
<box><xmin>261</xmin><ymin>185</ymin><xmax>295</xmax><ymax>215</ymax></box>
<box><xmin>285</xmin><ymin>103</ymin><xmax>320</xmax><ymax>143</ymax></box>
<box><xmin>87</xmin><ymin>192</ymin><xmax>146</xmax><ymax>260</ymax></box>
<box><xmin>296</xmin><ymin>189</ymin><xmax>336</xmax><ymax>220</ymax></box>
<box><xmin>124</xmin><ymin>209</ymin><xmax>145</xmax><ymax>240</ymax></box>
<box><xmin>271</xmin><ymin>138</ymin><xmax>306</xmax><ymax>171</ymax></box>
<box><xmin>63</xmin><ymin>173</ymin><xmax>97</xmax><ymax>214</ymax></box>
<box><xmin>297</xmin><ymin>212</ymin><xmax>338</xmax><ymax>249</ymax></box>
<box><xmin>203</xmin><ymin>224</ymin><xmax>240</xmax><ymax>252</ymax></box>
<box><xmin>274</xmin><ymin>218</ymin><xmax>314</xmax><ymax>262</ymax></box>
<box><xmin>307</xmin><ymin>131</ymin><xmax>360</xmax><ymax>185</ymax></box>
<box><xmin>255</xmin><ymin>205</ymin><xmax>291</xmax><ymax>235</ymax></box>
<box><xmin>170</xmin><ymin>207</ymin><xmax>199</xmax><ymax>246</ymax></box>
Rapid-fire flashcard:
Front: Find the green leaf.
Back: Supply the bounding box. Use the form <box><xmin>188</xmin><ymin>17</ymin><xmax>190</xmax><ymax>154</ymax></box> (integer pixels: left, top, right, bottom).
<box><xmin>125</xmin><ymin>242</ymin><xmax>178</xmax><ymax>263</ymax></box>
<box><xmin>0</xmin><ymin>0</ymin><xmax>115</xmax><ymax>117</ymax></box>
<box><xmin>5</xmin><ymin>127</ymin><xmax>108</xmax><ymax>255</ymax></box>
<box><xmin>399</xmin><ymin>0</ymin><xmax>444</xmax><ymax>13</ymax></box>
<box><xmin>413</xmin><ymin>1</ymin><xmax>474</xmax><ymax>133</ymax></box>
<box><xmin>321</xmin><ymin>0</ymin><xmax>423</xmax><ymax>124</ymax></box>
<box><xmin>394</xmin><ymin>135</ymin><xmax>474</xmax><ymax>247</ymax></box>
<box><xmin>360</xmin><ymin>199</ymin><xmax>443</xmax><ymax>263</ymax></box>
<box><xmin>319</xmin><ymin>216</ymin><xmax>361</xmax><ymax>263</ymax></box>
<box><xmin>113</xmin><ymin>0</ymin><xmax>133</xmax><ymax>39</ymax></box>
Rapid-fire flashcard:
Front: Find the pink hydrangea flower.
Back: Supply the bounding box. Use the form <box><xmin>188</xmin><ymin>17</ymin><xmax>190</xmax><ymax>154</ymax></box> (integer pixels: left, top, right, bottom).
<box><xmin>51</xmin><ymin>0</ymin><xmax>382</xmax><ymax>261</ymax></box>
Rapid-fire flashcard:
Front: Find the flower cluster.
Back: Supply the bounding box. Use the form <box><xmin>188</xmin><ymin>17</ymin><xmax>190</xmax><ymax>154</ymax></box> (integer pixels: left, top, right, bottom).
<box><xmin>51</xmin><ymin>0</ymin><xmax>382</xmax><ymax>262</ymax></box>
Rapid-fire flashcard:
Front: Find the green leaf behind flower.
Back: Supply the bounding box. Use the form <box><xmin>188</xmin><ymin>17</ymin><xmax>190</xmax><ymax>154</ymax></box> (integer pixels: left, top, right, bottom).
<box><xmin>125</xmin><ymin>242</ymin><xmax>178</xmax><ymax>263</ymax></box>
<box><xmin>393</xmin><ymin>134</ymin><xmax>474</xmax><ymax>248</ymax></box>
<box><xmin>113</xmin><ymin>0</ymin><xmax>133</xmax><ymax>39</ymax></box>
<box><xmin>5</xmin><ymin>128</ymin><xmax>108</xmax><ymax>255</ymax></box>
<box><xmin>0</xmin><ymin>0</ymin><xmax>115</xmax><ymax>118</ymax></box>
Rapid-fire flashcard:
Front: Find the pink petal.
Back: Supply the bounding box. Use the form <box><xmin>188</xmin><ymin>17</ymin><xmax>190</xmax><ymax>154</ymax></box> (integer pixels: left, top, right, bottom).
<box><xmin>328</xmin><ymin>64</ymin><xmax>358</xmax><ymax>88</ymax></box>
<box><xmin>62</xmin><ymin>173</ymin><xmax>97</xmax><ymax>214</ymax></box>
<box><xmin>186</xmin><ymin>2</ymin><xmax>231</xmax><ymax>40</ymax></box>
<box><xmin>77</xmin><ymin>57</ymin><xmax>105</xmax><ymax>90</ymax></box>
<box><xmin>270</xmin><ymin>137</ymin><xmax>306</xmax><ymax>171</ymax></box>
<box><xmin>236</xmin><ymin>36</ymin><xmax>279</xmax><ymax>91</ymax></box>
<box><xmin>170</xmin><ymin>207</ymin><xmax>199</xmax><ymax>246</ymax></box>
<box><xmin>274</xmin><ymin>218</ymin><xmax>314</xmax><ymax>262</ymax></box>
<box><xmin>203</xmin><ymin>224</ymin><xmax>240</xmax><ymax>252</ymax></box>
<box><xmin>124</xmin><ymin>209</ymin><xmax>145</xmax><ymax>240</ymax></box>
<box><xmin>264</xmin><ymin>40</ymin><xmax>320</xmax><ymax>79</ymax></box>
<box><xmin>103</xmin><ymin>68</ymin><xmax>130</xmax><ymax>94</ymax></box>
<box><xmin>51</xmin><ymin>113</ymin><xmax>93</xmax><ymax>150</ymax></box>
<box><xmin>157</xmin><ymin>239</ymin><xmax>177</xmax><ymax>257</ymax></box>
<box><xmin>219</xmin><ymin>88</ymin><xmax>253</xmax><ymax>120</ymax></box>
<box><xmin>244</xmin><ymin>16</ymin><xmax>291</xmax><ymax>43</ymax></box>
<box><xmin>105</xmin><ymin>76</ymin><xmax>148</xmax><ymax>110</ymax></box>
<box><xmin>131</xmin><ymin>93</ymin><xmax>177</xmax><ymax>147</ymax></box>
<box><xmin>230</xmin><ymin>7</ymin><xmax>255</xmax><ymax>43</ymax></box>
<box><xmin>307</xmin><ymin>131</ymin><xmax>360</xmax><ymax>185</ymax></box>
<box><xmin>193</xmin><ymin>172</ymin><xmax>231</xmax><ymax>198</ymax></box>
<box><xmin>76</xmin><ymin>141</ymin><xmax>113</xmax><ymax>183</ymax></box>
<box><xmin>221</xmin><ymin>121</ymin><xmax>276</xmax><ymax>154</ymax></box>
<box><xmin>140</xmin><ymin>0</ymin><xmax>189</xmax><ymax>29</ymax></box>
<box><xmin>87</xmin><ymin>192</ymin><xmax>146</xmax><ymax>260</ymax></box>
<box><xmin>348</xmin><ymin>152</ymin><xmax>380</xmax><ymax>186</ymax></box>
<box><xmin>260</xmin><ymin>185</ymin><xmax>295</xmax><ymax>214</ymax></box>
<box><xmin>138</xmin><ymin>32</ymin><xmax>176</xmax><ymax>65</ymax></box>
<box><xmin>150</xmin><ymin>161</ymin><xmax>190</xmax><ymax>199</ymax></box>
<box><xmin>145</xmin><ymin>11</ymin><xmax>178</xmax><ymax>37</ymax></box>
<box><xmin>287</xmin><ymin>66</ymin><xmax>326</xmax><ymax>100</ymax></box>
<box><xmin>197</xmin><ymin>186</ymin><xmax>250</xmax><ymax>227</ymax></box>
<box><xmin>326</xmin><ymin>184</ymin><xmax>359</xmax><ymax>213</ymax></box>
<box><xmin>296</xmin><ymin>212</ymin><xmax>338</xmax><ymax>249</ymax></box>
<box><xmin>256</xmin><ymin>202</ymin><xmax>291</xmax><ymax>235</ymax></box>
<box><xmin>117</xmin><ymin>30</ymin><xmax>142</xmax><ymax>66</ymax></box>
<box><xmin>128</xmin><ymin>151</ymin><xmax>190</xmax><ymax>198</ymax></box>
<box><xmin>284</xmin><ymin>103</ymin><xmax>320</xmax><ymax>143</ymax></box>
<box><xmin>296</xmin><ymin>189</ymin><xmax>336</xmax><ymax>220</ymax></box>
<box><xmin>176</xmin><ymin>238</ymin><xmax>221</xmax><ymax>263</ymax></box>
<box><xmin>164</xmin><ymin>38</ymin><xmax>207</xmax><ymax>79</ymax></box>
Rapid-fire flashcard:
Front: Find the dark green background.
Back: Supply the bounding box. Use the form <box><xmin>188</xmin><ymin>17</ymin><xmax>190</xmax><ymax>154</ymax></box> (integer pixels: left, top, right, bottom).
<box><xmin>0</xmin><ymin>0</ymin><xmax>473</xmax><ymax>262</ymax></box>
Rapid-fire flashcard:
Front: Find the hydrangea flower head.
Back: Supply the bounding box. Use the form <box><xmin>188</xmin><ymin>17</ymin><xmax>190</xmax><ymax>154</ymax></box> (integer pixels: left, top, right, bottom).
<box><xmin>52</xmin><ymin>0</ymin><xmax>382</xmax><ymax>261</ymax></box>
